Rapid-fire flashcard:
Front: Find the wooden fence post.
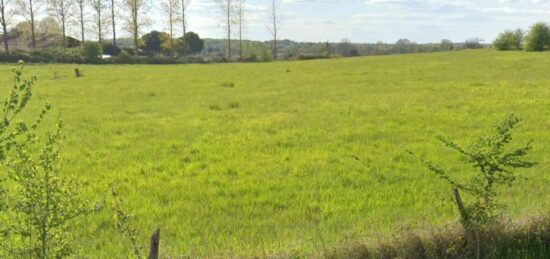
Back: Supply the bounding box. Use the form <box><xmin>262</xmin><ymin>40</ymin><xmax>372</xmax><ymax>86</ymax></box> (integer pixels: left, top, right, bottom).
<box><xmin>148</xmin><ymin>228</ymin><xmax>160</xmax><ymax>259</ymax></box>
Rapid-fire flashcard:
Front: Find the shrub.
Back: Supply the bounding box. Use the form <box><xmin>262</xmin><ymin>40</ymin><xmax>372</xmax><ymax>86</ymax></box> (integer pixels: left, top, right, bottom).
<box><xmin>418</xmin><ymin>115</ymin><xmax>536</xmax><ymax>226</ymax></box>
<box><xmin>0</xmin><ymin>62</ymin><xmax>95</xmax><ymax>258</ymax></box>
<box><xmin>102</xmin><ymin>42</ymin><xmax>121</xmax><ymax>56</ymax></box>
<box><xmin>524</xmin><ymin>22</ymin><xmax>550</xmax><ymax>51</ymax></box>
<box><xmin>81</xmin><ymin>42</ymin><xmax>103</xmax><ymax>63</ymax></box>
<box><xmin>494</xmin><ymin>29</ymin><xmax>523</xmax><ymax>51</ymax></box>
<box><xmin>115</xmin><ymin>50</ymin><xmax>133</xmax><ymax>64</ymax></box>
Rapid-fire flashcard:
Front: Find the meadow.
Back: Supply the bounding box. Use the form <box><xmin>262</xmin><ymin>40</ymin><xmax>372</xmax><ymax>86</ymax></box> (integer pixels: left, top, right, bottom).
<box><xmin>0</xmin><ymin>50</ymin><xmax>549</xmax><ymax>257</ymax></box>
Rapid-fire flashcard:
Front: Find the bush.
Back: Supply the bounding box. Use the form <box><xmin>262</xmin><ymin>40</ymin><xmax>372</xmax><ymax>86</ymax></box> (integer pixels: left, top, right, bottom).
<box><xmin>115</xmin><ymin>50</ymin><xmax>133</xmax><ymax>64</ymax></box>
<box><xmin>524</xmin><ymin>22</ymin><xmax>550</xmax><ymax>51</ymax></box>
<box><xmin>494</xmin><ymin>29</ymin><xmax>523</xmax><ymax>51</ymax></box>
<box><xmin>81</xmin><ymin>42</ymin><xmax>103</xmax><ymax>63</ymax></box>
<box><xmin>419</xmin><ymin>114</ymin><xmax>535</xmax><ymax>226</ymax></box>
<box><xmin>102</xmin><ymin>42</ymin><xmax>121</xmax><ymax>56</ymax></box>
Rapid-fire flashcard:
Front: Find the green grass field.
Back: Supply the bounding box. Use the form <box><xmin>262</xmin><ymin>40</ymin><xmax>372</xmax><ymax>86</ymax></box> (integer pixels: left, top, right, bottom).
<box><xmin>1</xmin><ymin>50</ymin><xmax>549</xmax><ymax>257</ymax></box>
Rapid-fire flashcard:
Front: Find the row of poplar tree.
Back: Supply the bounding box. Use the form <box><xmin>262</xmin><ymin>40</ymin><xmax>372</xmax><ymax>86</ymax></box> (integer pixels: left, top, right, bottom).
<box><xmin>0</xmin><ymin>0</ymin><xmax>283</xmax><ymax>59</ymax></box>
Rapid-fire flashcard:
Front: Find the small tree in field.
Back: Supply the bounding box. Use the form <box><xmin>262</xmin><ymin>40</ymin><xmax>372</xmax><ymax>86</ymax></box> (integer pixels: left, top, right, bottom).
<box><xmin>419</xmin><ymin>115</ymin><xmax>536</xmax><ymax>226</ymax></box>
<box><xmin>493</xmin><ymin>29</ymin><xmax>523</xmax><ymax>51</ymax></box>
<box><xmin>0</xmin><ymin>62</ymin><xmax>94</xmax><ymax>258</ymax></box>
<box><xmin>524</xmin><ymin>22</ymin><xmax>550</xmax><ymax>51</ymax></box>
<box><xmin>82</xmin><ymin>42</ymin><xmax>103</xmax><ymax>62</ymax></box>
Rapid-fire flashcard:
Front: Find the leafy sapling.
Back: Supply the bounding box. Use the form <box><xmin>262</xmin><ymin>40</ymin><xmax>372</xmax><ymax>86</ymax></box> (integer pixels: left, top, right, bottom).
<box><xmin>111</xmin><ymin>188</ymin><xmax>144</xmax><ymax>259</ymax></box>
<box><xmin>419</xmin><ymin>114</ymin><xmax>536</xmax><ymax>226</ymax></box>
<box><xmin>0</xmin><ymin>62</ymin><xmax>97</xmax><ymax>258</ymax></box>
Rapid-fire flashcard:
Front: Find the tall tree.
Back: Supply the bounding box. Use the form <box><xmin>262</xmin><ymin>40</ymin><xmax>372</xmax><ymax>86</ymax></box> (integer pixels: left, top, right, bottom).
<box><xmin>90</xmin><ymin>0</ymin><xmax>108</xmax><ymax>43</ymax></box>
<box><xmin>110</xmin><ymin>0</ymin><xmax>116</xmax><ymax>47</ymax></box>
<box><xmin>161</xmin><ymin>0</ymin><xmax>180</xmax><ymax>49</ymax></box>
<box><xmin>76</xmin><ymin>0</ymin><xmax>85</xmax><ymax>42</ymax></box>
<box><xmin>180</xmin><ymin>0</ymin><xmax>190</xmax><ymax>36</ymax></box>
<box><xmin>215</xmin><ymin>0</ymin><xmax>234</xmax><ymax>59</ymax></box>
<box><xmin>122</xmin><ymin>0</ymin><xmax>148</xmax><ymax>52</ymax></box>
<box><xmin>0</xmin><ymin>0</ymin><xmax>11</xmax><ymax>53</ymax></box>
<box><xmin>236</xmin><ymin>0</ymin><xmax>245</xmax><ymax>59</ymax></box>
<box><xmin>15</xmin><ymin>0</ymin><xmax>42</xmax><ymax>49</ymax></box>
<box><xmin>267</xmin><ymin>0</ymin><xmax>282</xmax><ymax>59</ymax></box>
<box><xmin>48</xmin><ymin>0</ymin><xmax>74</xmax><ymax>47</ymax></box>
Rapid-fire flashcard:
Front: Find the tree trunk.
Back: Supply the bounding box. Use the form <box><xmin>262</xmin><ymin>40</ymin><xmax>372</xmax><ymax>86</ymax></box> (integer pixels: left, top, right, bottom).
<box><xmin>80</xmin><ymin>2</ymin><xmax>85</xmax><ymax>42</ymax></box>
<box><xmin>98</xmin><ymin>13</ymin><xmax>102</xmax><ymax>43</ymax></box>
<box><xmin>227</xmin><ymin>2</ymin><xmax>231</xmax><ymax>60</ymax></box>
<box><xmin>0</xmin><ymin>0</ymin><xmax>8</xmax><ymax>54</ymax></box>
<box><xmin>30</xmin><ymin>0</ymin><xmax>36</xmax><ymax>49</ymax></box>
<box><xmin>133</xmin><ymin>3</ymin><xmax>138</xmax><ymax>52</ymax></box>
<box><xmin>181</xmin><ymin>0</ymin><xmax>186</xmax><ymax>36</ymax></box>
<box><xmin>111</xmin><ymin>0</ymin><xmax>117</xmax><ymax>48</ymax></box>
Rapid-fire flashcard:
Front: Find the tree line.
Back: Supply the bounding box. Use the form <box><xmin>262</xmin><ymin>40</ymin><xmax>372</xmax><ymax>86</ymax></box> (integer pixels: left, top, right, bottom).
<box><xmin>0</xmin><ymin>0</ymin><xmax>284</xmax><ymax>59</ymax></box>
<box><xmin>493</xmin><ymin>22</ymin><xmax>550</xmax><ymax>51</ymax></box>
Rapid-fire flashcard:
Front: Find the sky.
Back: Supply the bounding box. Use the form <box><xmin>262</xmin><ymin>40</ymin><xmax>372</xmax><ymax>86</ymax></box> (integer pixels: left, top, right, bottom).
<box><xmin>9</xmin><ymin>0</ymin><xmax>550</xmax><ymax>43</ymax></box>
<box><xmin>167</xmin><ymin>0</ymin><xmax>550</xmax><ymax>43</ymax></box>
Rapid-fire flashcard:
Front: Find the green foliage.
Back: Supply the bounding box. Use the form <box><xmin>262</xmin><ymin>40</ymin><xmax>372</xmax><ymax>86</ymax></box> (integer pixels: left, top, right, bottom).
<box><xmin>524</xmin><ymin>22</ymin><xmax>550</xmax><ymax>51</ymax></box>
<box><xmin>110</xmin><ymin>188</ymin><xmax>143</xmax><ymax>259</ymax></box>
<box><xmin>102</xmin><ymin>42</ymin><xmax>121</xmax><ymax>56</ymax></box>
<box><xmin>81</xmin><ymin>42</ymin><xmax>103</xmax><ymax>62</ymax></box>
<box><xmin>440</xmin><ymin>39</ymin><xmax>454</xmax><ymax>51</ymax></box>
<box><xmin>464</xmin><ymin>38</ymin><xmax>484</xmax><ymax>49</ymax></box>
<box><xmin>0</xmin><ymin>62</ymin><xmax>94</xmax><ymax>258</ymax></box>
<box><xmin>0</xmin><ymin>61</ymin><xmax>43</xmax><ymax>161</ymax></box>
<box><xmin>176</xmin><ymin>32</ymin><xmax>204</xmax><ymax>56</ymax></box>
<box><xmin>261</xmin><ymin>46</ymin><xmax>272</xmax><ymax>62</ymax></box>
<box><xmin>421</xmin><ymin>115</ymin><xmax>536</xmax><ymax>225</ymax></box>
<box><xmin>3</xmin><ymin>121</ymin><xmax>91</xmax><ymax>258</ymax></box>
<box><xmin>115</xmin><ymin>50</ymin><xmax>133</xmax><ymax>64</ymax></box>
<box><xmin>142</xmin><ymin>31</ymin><xmax>170</xmax><ymax>56</ymax></box>
<box><xmin>493</xmin><ymin>29</ymin><xmax>523</xmax><ymax>51</ymax></box>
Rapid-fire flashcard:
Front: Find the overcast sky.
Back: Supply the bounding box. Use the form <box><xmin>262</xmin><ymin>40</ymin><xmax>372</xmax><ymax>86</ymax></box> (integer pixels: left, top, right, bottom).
<box><xmin>11</xmin><ymin>0</ymin><xmax>550</xmax><ymax>43</ymax></box>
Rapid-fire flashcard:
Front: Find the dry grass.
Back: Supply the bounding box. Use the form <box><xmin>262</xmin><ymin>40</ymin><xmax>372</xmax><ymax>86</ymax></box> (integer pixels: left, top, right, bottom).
<box><xmin>326</xmin><ymin>215</ymin><xmax>550</xmax><ymax>258</ymax></box>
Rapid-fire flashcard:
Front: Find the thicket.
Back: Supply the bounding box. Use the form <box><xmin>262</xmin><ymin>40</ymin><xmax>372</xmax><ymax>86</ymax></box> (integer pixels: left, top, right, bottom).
<box><xmin>495</xmin><ymin>22</ymin><xmax>550</xmax><ymax>51</ymax></box>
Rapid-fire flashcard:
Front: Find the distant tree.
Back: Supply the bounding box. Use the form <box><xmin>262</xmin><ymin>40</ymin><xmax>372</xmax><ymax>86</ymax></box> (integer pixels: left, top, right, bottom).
<box><xmin>91</xmin><ymin>0</ymin><xmax>108</xmax><ymax>43</ymax></box>
<box><xmin>102</xmin><ymin>41</ymin><xmax>120</xmax><ymax>55</ymax></box>
<box><xmin>394</xmin><ymin>38</ymin><xmax>416</xmax><ymax>53</ymax></box>
<box><xmin>48</xmin><ymin>0</ymin><xmax>75</xmax><ymax>47</ymax></box>
<box><xmin>324</xmin><ymin>41</ymin><xmax>331</xmax><ymax>57</ymax></box>
<box><xmin>0</xmin><ymin>0</ymin><xmax>12</xmax><ymax>53</ymax></box>
<box><xmin>38</xmin><ymin>16</ymin><xmax>61</xmax><ymax>36</ymax></box>
<box><xmin>142</xmin><ymin>30</ymin><xmax>169</xmax><ymax>55</ymax></box>
<box><xmin>337</xmin><ymin>38</ymin><xmax>358</xmax><ymax>56</ymax></box>
<box><xmin>122</xmin><ymin>0</ymin><xmax>149</xmax><ymax>52</ymax></box>
<box><xmin>9</xmin><ymin>21</ymin><xmax>31</xmax><ymax>38</ymax></box>
<box><xmin>524</xmin><ymin>22</ymin><xmax>550</xmax><ymax>52</ymax></box>
<box><xmin>215</xmin><ymin>0</ymin><xmax>235</xmax><ymax>59</ymax></box>
<box><xmin>15</xmin><ymin>0</ymin><xmax>43</xmax><ymax>49</ymax></box>
<box><xmin>161</xmin><ymin>0</ymin><xmax>181</xmax><ymax>50</ymax></box>
<box><xmin>440</xmin><ymin>39</ymin><xmax>453</xmax><ymax>51</ymax></box>
<box><xmin>81</xmin><ymin>41</ymin><xmax>102</xmax><ymax>61</ymax></box>
<box><xmin>493</xmin><ymin>29</ymin><xmax>523</xmax><ymax>51</ymax></box>
<box><xmin>176</xmin><ymin>31</ymin><xmax>203</xmax><ymax>55</ymax></box>
<box><xmin>236</xmin><ymin>0</ymin><xmax>245</xmax><ymax>59</ymax></box>
<box><xmin>267</xmin><ymin>0</ymin><xmax>282</xmax><ymax>60</ymax></box>
<box><xmin>464</xmin><ymin>37</ymin><xmax>484</xmax><ymax>49</ymax></box>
